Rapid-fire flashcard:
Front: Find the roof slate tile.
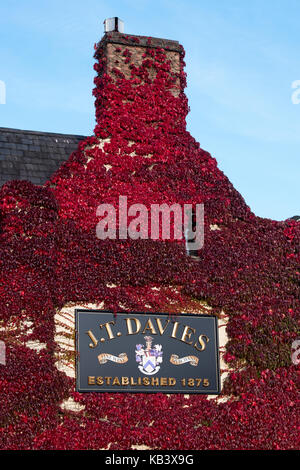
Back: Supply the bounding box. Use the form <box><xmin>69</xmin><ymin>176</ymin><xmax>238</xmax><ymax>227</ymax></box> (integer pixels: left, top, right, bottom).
<box><xmin>0</xmin><ymin>127</ymin><xmax>86</xmax><ymax>187</ymax></box>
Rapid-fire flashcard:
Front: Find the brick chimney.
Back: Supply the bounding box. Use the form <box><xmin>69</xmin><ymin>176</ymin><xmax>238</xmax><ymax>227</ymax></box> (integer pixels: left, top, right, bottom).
<box><xmin>92</xmin><ymin>19</ymin><xmax>188</xmax><ymax>141</ymax></box>
<box><xmin>94</xmin><ymin>19</ymin><xmax>184</xmax><ymax>98</ymax></box>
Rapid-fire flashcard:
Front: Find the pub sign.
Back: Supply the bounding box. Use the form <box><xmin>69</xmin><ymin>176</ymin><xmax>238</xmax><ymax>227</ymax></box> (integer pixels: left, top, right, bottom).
<box><xmin>75</xmin><ymin>310</ymin><xmax>220</xmax><ymax>394</ymax></box>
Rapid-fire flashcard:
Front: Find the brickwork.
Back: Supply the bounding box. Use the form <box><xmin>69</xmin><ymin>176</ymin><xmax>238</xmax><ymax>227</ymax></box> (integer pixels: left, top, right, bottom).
<box><xmin>97</xmin><ymin>32</ymin><xmax>182</xmax><ymax>97</ymax></box>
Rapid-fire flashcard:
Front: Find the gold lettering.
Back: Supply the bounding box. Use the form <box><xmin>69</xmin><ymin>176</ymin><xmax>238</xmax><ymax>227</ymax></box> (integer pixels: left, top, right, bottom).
<box><xmin>171</xmin><ymin>321</ymin><xmax>180</xmax><ymax>339</ymax></box>
<box><xmin>88</xmin><ymin>376</ymin><xmax>95</xmax><ymax>385</ymax></box>
<box><xmin>161</xmin><ymin>377</ymin><xmax>167</xmax><ymax>386</ymax></box>
<box><xmin>122</xmin><ymin>377</ymin><xmax>129</xmax><ymax>386</ymax></box>
<box><xmin>188</xmin><ymin>378</ymin><xmax>194</xmax><ymax>387</ymax></box>
<box><xmin>86</xmin><ymin>330</ymin><xmax>98</xmax><ymax>348</ymax></box>
<box><xmin>143</xmin><ymin>377</ymin><xmax>150</xmax><ymax>386</ymax></box>
<box><xmin>105</xmin><ymin>376</ymin><xmax>112</xmax><ymax>385</ymax></box>
<box><xmin>126</xmin><ymin>318</ymin><xmax>141</xmax><ymax>335</ymax></box>
<box><xmin>156</xmin><ymin>318</ymin><xmax>170</xmax><ymax>335</ymax></box>
<box><xmin>100</xmin><ymin>321</ymin><xmax>116</xmax><ymax>340</ymax></box>
<box><xmin>112</xmin><ymin>377</ymin><xmax>120</xmax><ymax>386</ymax></box>
<box><xmin>169</xmin><ymin>378</ymin><xmax>176</xmax><ymax>386</ymax></box>
<box><xmin>142</xmin><ymin>318</ymin><xmax>157</xmax><ymax>335</ymax></box>
<box><xmin>96</xmin><ymin>376</ymin><xmax>103</xmax><ymax>385</ymax></box>
<box><xmin>194</xmin><ymin>334</ymin><xmax>209</xmax><ymax>351</ymax></box>
<box><xmin>151</xmin><ymin>377</ymin><xmax>159</xmax><ymax>386</ymax></box>
<box><xmin>130</xmin><ymin>377</ymin><xmax>137</xmax><ymax>386</ymax></box>
<box><xmin>180</xmin><ymin>325</ymin><xmax>196</xmax><ymax>345</ymax></box>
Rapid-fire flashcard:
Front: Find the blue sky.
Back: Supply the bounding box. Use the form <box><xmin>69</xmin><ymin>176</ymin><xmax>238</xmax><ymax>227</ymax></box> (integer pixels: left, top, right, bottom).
<box><xmin>0</xmin><ymin>0</ymin><xmax>299</xmax><ymax>220</ymax></box>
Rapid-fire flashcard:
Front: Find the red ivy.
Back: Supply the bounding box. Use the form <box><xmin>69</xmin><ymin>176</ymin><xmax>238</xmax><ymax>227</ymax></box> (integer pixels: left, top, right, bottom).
<box><xmin>0</xmin><ymin>39</ymin><xmax>299</xmax><ymax>450</ymax></box>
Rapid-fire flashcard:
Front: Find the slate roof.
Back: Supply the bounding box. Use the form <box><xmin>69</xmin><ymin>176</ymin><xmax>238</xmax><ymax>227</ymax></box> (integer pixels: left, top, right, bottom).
<box><xmin>0</xmin><ymin>127</ymin><xmax>86</xmax><ymax>187</ymax></box>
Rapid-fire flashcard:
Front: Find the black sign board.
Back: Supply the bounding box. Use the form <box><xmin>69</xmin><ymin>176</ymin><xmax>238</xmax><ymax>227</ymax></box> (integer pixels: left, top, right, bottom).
<box><xmin>75</xmin><ymin>310</ymin><xmax>220</xmax><ymax>394</ymax></box>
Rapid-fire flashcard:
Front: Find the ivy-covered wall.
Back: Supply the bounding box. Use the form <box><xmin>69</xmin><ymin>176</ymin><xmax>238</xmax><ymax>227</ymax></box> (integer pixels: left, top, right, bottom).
<box><xmin>0</xmin><ymin>32</ymin><xmax>298</xmax><ymax>450</ymax></box>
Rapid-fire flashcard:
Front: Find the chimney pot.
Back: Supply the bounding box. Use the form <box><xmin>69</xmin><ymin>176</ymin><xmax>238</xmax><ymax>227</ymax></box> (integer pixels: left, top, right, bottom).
<box><xmin>104</xmin><ymin>17</ymin><xmax>124</xmax><ymax>33</ymax></box>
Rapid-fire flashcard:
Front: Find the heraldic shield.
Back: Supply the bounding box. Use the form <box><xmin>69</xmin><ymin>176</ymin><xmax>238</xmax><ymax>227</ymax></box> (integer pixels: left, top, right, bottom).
<box><xmin>135</xmin><ymin>336</ymin><xmax>163</xmax><ymax>375</ymax></box>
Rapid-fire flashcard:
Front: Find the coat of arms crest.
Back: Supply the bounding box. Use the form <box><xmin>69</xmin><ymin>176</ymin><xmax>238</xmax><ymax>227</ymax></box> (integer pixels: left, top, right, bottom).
<box><xmin>135</xmin><ymin>336</ymin><xmax>163</xmax><ymax>375</ymax></box>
